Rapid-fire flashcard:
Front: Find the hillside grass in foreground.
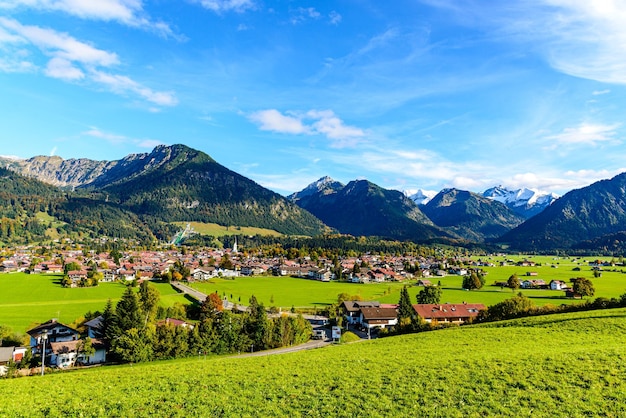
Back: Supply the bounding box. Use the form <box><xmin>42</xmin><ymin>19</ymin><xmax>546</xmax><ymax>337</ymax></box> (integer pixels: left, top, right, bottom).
<box><xmin>1</xmin><ymin>308</ymin><xmax>625</xmax><ymax>417</ymax></box>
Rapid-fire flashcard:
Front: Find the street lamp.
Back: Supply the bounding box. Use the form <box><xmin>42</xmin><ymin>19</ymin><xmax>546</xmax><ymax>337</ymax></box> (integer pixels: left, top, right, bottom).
<box><xmin>40</xmin><ymin>330</ymin><xmax>48</xmax><ymax>376</ymax></box>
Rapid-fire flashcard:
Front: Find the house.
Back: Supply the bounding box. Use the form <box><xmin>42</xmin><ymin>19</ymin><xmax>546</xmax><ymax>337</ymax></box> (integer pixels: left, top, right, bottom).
<box><xmin>157</xmin><ymin>317</ymin><xmax>195</xmax><ymax>329</ymax></box>
<box><xmin>192</xmin><ymin>267</ymin><xmax>216</xmax><ymax>281</ymax></box>
<box><xmin>412</xmin><ymin>303</ymin><xmax>486</xmax><ymax>324</ymax></box>
<box><xmin>0</xmin><ymin>346</ymin><xmax>26</xmax><ymax>376</ymax></box>
<box><xmin>550</xmin><ymin>280</ymin><xmax>568</xmax><ymax>290</ymax></box>
<box><xmin>27</xmin><ymin>319</ymin><xmax>80</xmax><ymax>356</ymax></box>
<box><xmin>358</xmin><ymin>307</ymin><xmax>398</xmax><ymax>330</ymax></box>
<box><xmin>341</xmin><ymin>300</ymin><xmax>380</xmax><ymax>325</ymax></box>
<box><xmin>416</xmin><ymin>279</ymin><xmax>432</xmax><ymax>287</ymax></box>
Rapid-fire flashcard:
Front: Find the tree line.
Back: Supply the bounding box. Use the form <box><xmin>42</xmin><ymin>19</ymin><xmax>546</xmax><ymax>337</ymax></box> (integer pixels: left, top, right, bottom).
<box><xmin>95</xmin><ymin>282</ymin><xmax>312</xmax><ymax>363</ymax></box>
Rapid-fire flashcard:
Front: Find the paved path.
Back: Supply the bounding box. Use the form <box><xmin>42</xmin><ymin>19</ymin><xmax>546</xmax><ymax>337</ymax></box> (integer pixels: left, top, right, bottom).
<box><xmin>171</xmin><ymin>281</ymin><xmax>241</xmax><ymax>310</ymax></box>
<box><xmin>232</xmin><ymin>339</ymin><xmax>332</xmax><ymax>358</ymax></box>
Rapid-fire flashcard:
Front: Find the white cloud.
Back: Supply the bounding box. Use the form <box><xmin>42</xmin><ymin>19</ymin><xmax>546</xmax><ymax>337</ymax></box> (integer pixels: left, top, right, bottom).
<box><xmin>0</xmin><ymin>18</ymin><xmax>178</xmax><ymax>106</ymax></box>
<box><xmin>290</xmin><ymin>7</ymin><xmax>321</xmax><ymax>24</ymax></box>
<box><xmin>0</xmin><ymin>0</ymin><xmax>176</xmax><ymax>38</ymax></box>
<box><xmin>329</xmin><ymin>11</ymin><xmax>342</xmax><ymax>25</ymax></box>
<box><xmin>249</xmin><ymin>109</ymin><xmax>309</xmax><ymax>135</ymax></box>
<box><xmin>592</xmin><ymin>89</ymin><xmax>611</xmax><ymax>95</ymax></box>
<box><xmin>196</xmin><ymin>0</ymin><xmax>255</xmax><ymax>13</ymax></box>
<box><xmin>307</xmin><ymin>110</ymin><xmax>365</xmax><ymax>147</ymax></box>
<box><xmin>49</xmin><ymin>146</ymin><xmax>57</xmax><ymax>156</ymax></box>
<box><xmin>0</xmin><ymin>17</ymin><xmax>119</xmax><ymax>66</ymax></box>
<box><xmin>83</xmin><ymin>127</ymin><xmax>127</xmax><ymax>144</ymax></box>
<box><xmin>83</xmin><ymin>127</ymin><xmax>165</xmax><ymax>149</ymax></box>
<box><xmin>545</xmin><ymin>123</ymin><xmax>620</xmax><ymax>146</ymax></box>
<box><xmin>249</xmin><ymin>109</ymin><xmax>365</xmax><ymax>147</ymax></box>
<box><xmin>44</xmin><ymin>56</ymin><xmax>83</xmax><ymax>80</ymax></box>
<box><xmin>91</xmin><ymin>71</ymin><xmax>178</xmax><ymax>106</ymax></box>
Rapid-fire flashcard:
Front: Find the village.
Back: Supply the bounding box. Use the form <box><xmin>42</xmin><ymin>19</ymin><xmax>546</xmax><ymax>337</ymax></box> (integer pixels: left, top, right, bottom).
<box><xmin>0</xmin><ymin>243</ymin><xmax>615</xmax><ymax>376</ymax></box>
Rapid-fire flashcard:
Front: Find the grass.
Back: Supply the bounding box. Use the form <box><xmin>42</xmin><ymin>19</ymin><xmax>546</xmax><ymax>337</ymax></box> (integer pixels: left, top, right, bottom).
<box><xmin>1</xmin><ymin>307</ymin><xmax>625</xmax><ymax>417</ymax></box>
<box><xmin>0</xmin><ymin>273</ymin><xmax>189</xmax><ymax>333</ymax></box>
<box><xmin>172</xmin><ymin>221</ymin><xmax>283</xmax><ymax>237</ymax></box>
<box><xmin>188</xmin><ymin>257</ymin><xmax>626</xmax><ymax>309</ymax></box>
<box><xmin>189</xmin><ymin>276</ymin><xmax>406</xmax><ymax>308</ymax></box>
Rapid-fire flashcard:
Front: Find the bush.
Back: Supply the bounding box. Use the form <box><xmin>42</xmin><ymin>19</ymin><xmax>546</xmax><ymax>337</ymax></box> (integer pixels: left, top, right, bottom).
<box><xmin>339</xmin><ymin>331</ymin><xmax>360</xmax><ymax>344</ymax></box>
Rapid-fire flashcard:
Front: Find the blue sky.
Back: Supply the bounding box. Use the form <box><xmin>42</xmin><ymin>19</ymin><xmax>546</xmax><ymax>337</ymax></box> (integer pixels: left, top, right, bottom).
<box><xmin>1</xmin><ymin>0</ymin><xmax>625</xmax><ymax>196</ymax></box>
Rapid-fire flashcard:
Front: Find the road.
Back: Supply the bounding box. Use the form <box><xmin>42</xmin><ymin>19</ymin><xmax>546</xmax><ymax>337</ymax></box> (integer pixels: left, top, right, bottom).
<box><xmin>171</xmin><ymin>281</ymin><xmax>241</xmax><ymax>310</ymax></box>
<box><xmin>233</xmin><ymin>339</ymin><xmax>332</xmax><ymax>358</ymax></box>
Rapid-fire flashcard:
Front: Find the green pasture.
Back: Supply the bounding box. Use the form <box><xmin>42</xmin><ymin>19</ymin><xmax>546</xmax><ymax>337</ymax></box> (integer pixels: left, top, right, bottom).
<box><xmin>189</xmin><ymin>261</ymin><xmax>626</xmax><ymax>309</ymax></box>
<box><xmin>2</xmin><ymin>308</ymin><xmax>625</xmax><ymax>417</ymax></box>
<box><xmin>0</xmin><ymin>274</ymin><xmax>189</xmax><ymax>333</ymax></box>
<box><xmin>172</xmin><ymin>221</ymin><xmax>283</xmax><ymax>237</ymax></box>
<box><xmin>189</xmin><ymin>276</ymin><xmax>406</xmax><ymax>308</ymax></box>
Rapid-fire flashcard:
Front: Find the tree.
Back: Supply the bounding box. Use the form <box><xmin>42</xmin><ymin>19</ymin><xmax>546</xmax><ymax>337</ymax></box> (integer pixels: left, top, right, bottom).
<box><xmin>78</xmin><ymin>337</ymin><xmax>96</xmax><ymax>362</ymax></box>
<box><xmin>397</xmin><ymin>286</ymin><xmax>415</xmax><ymax>329</ymax></box>
<box><xmin>462</xmin><ymin>272</ymin><xmax>484</xmax><ymax>291</ymax></box>
<box><xmin>507</xmin><ymin>274</ymin><xmax>520</xmax><ymax>292</ymax></box>
<box><xmin>112</xmin><ymin>328</ymin><xmax>154</xmax><ymax>363</ymax></box>
<box><xmin>573</xmin><ymin>277</ymin><xmax>595</xmax><ymax>298</ymax></box>
<box><xmin>116</xmin><ymin>287</ymin><xmax>143</xmax><ymax>332</ymax></box>
<box><xmin>417</xmin><ymin>286</ymin><xmax>442</xmax><ymax>304</ymax></box>
<box><xmin>138</xmin><ymin>281</ymin><xmax>160</xmax><ymax>323</ymax></box>
<box><xmin>100</xmin><ymin>299</ymin><xmax>119</xmax><ymax>344</ymax></box>
<box><xmin>200</xmin><ymin>292</ymin><xmax>223</xmax><ymax>321</ymax></box>
<box><xmin>480</xmin><ymin>293</ymin><xmax>533</xmax><ymax>322</ymax></box>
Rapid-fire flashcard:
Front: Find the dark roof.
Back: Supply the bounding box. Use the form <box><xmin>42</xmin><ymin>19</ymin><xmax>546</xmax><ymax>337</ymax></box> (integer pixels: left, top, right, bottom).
<box><xmin>84</xmin><ymin>316</ymin><xmax>103</xmax><ymax>329</ymax></box>
<box><xmin>26</xmin><ymin>319</ymin><xmax>79</xmax><ymax>337</ymax></box>
<box><xmin>359</xmin><ymin>307</ymin><xmax>398</xmax><ymax>320</ymax></box>
<box><xmin>341</xmin><ymin>300</ymin><xmax>380</xmax><ymax>313</ymax></box>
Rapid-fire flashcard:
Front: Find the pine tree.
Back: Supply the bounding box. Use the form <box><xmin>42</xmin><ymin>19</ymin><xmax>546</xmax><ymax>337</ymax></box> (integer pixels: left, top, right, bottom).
<box><xmin>397</xmin><ymin>285</ymin><xmax>415</xmax><ymax>331</ymax></box>
<box><xmin>116</xmin><ymin>287</ymin><xmax>143</xmax><ymax>332</ymax></box>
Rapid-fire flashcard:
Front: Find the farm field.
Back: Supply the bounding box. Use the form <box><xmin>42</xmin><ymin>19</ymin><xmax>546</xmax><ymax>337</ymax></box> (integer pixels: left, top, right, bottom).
<box><xmin>1</xmin><ymin>308</ymin><xmax>625</xmax><ymax>417</ymax></box>
<box><xmin>172</xmin><ymin>221</ymin><xmax>283</xmax><ymax>237</ymax></box>
<box><xmin>0</xmin><ymin>273</ymin><xmax>189</xmax><ymax>333</ymax></box>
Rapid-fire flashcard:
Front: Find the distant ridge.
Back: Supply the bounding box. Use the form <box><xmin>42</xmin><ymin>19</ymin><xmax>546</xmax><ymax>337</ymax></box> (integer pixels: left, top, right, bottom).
<box><xmin>498</xmin><ymin>172</ymin><xmax>626</xmax><ymax>250</ymax></box>
<box><xmin>289</xmin><ymin>177</ymin><xmax>453</xmax><ymax>242</ymax></box>
<box><xmin>421</xmin><ymin>188</ymin><xmax>526</xmax><ymax>242</ymax></box>
<box><xmin>483</xmin><ymin>185</ymin><xmax>558</xmax><ymax>219</ymax></box>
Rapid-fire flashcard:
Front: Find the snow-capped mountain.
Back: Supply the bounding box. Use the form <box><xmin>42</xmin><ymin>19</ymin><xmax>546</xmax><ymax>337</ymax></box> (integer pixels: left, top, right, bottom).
<box><xmin>483</xmin><ymin>186</ymin><xmax>559</xmax><ymax>219</ymax></box>
<box><xmin>404</xmin><ymin>189</ymin><xmax>438</xmax><ymax>205</ymax></box>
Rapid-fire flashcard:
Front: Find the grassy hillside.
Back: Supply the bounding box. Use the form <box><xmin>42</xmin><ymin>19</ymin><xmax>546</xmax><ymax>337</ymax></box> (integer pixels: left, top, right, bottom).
<box><xmin>1</xmin><ymin>308</ymin><xmax>625</xmax><ymax>416</ymax></box>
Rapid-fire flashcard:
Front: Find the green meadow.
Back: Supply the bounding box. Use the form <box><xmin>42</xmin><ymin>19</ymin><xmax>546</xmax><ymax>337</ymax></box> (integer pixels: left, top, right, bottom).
<box><xmin>189</xmin><ymin>254</ymin><xmax>626</xmax><ymax>309</ymax></box>
<box><xmin>0</xmin><ymin>273</ymin><xmax>189</xmax><ymax>333</ymax></box>
<box><xmin>172</xmin><ymin>221</ymin><xmax>283</xmax><ymax>237</ymax></box>
<box><xmin>1</xmin><ymin>308</ymin><xmax>625</xmax><ymax>417</ymax></box>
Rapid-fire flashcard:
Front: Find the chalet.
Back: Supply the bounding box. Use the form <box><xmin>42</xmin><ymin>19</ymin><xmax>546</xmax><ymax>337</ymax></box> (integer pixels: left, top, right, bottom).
<box><xmin>358</xmin><ymin>307</ymin><xmax>398</xmax><ymax>330</ymax></box>
<box><xmin>308</xmin><ymin>268</ymin><xmax>333</xmax><ymax>282</ymax></box>
<box><xmin>48</xmin><ymin>338</ymin><xmax>106</xmax><ymax>368</ymax></box>
<box><xmin>550</xmin><ymin>280</ymin><xmax>568</xmax><ymax>290</ymax></box>
<box><xmin>341</xmin><ymin>300</ymin><xmax>380</xmax><ymax>325</ymax></box>
<box><xmin>413</xmin><ymin>303</ymin><xmax>486</xmax><ymax>324</ymax></box>
<box><xmin>192</xmin><ymin>267</ymin><xmax>216</xmax><ymax>281</ymax></box>
<box><xmin>521</xmin><ymin>279</ymin><xmax>546</xmax><ymax>289</ymax></box>
<box><xmin>27</xmin><ymin>319</ymin><xmax>80</xmax><ymax>360</ymax></box>
<box><xmin>416</xmin><ymin>279</ymin><xmax>432</xmax><ymax>287</ymax></box>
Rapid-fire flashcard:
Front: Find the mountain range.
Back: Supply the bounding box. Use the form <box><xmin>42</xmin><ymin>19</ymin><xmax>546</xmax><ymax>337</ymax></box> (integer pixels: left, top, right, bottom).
<box><xmin>2</xmin><ymin>144</ymin><xmax>626</xmax><ymax>252</ymax></box>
